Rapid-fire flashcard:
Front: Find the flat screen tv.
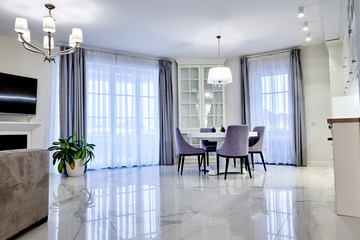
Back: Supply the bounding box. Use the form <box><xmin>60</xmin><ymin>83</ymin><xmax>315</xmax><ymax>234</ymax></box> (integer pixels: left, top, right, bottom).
<box><xmin>0</xmin><ymin>72</ymin><xmax>37</xmax><ymax>115</ymax></box>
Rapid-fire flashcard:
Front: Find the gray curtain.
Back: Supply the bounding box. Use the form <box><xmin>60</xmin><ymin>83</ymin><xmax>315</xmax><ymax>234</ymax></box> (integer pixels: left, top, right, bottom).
<box><xmin>240</xmin><ymin>58</ymin><xmax>251</xmax><ymax>125</ymax></box>
<box><xmin>59</xmin><ymin>47</ymin><xmax>86</xmax><ymax>140</ymax></box>
<box><xmin>291</xmin><ymin>49</ymin><xmax>307</xmax><ymax>166</ymax></box>
<box><xmin>159</xmin><ymin>60</ymin><xmax>174</xmax><ymax>165</ymax></box>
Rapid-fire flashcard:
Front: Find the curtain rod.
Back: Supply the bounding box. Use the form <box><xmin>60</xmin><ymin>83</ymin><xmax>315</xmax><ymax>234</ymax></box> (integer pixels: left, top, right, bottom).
<box><xmin>55</xmin><ymin>43</ymin><xmax>173</xmax><ymax>62</ymax></box>
<box><xmin>242</xmin><ymin>47</ymin><xmax>299</xmax><ymax>59</ymax></box>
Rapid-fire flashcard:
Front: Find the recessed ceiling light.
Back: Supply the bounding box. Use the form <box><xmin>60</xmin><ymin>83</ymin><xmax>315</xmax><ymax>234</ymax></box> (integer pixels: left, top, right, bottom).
<box><xmin>303</xmin><ymin>22</ymin><xmax>309</xmax><ymax>31</ymax></box>
<box><xmin>305</xmin><ymin>33</ymin><xmax>311</xmax><ymax>42</ymax></box>
<box><xmin>298</xmin><ymin>7</ymin><xmax>304</xmax><ymax>18</ymax></box>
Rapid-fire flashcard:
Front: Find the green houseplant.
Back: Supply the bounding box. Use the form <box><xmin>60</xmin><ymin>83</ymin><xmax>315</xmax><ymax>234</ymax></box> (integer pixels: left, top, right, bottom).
<box><xmin>48</xmin><ymin>132</ymin><xmax>95</xmax><ymax>175</ymax></box>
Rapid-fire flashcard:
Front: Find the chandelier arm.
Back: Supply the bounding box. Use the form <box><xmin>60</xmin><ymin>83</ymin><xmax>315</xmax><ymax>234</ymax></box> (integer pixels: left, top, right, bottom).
<box><xmin>18</xmin><ymin>33</ymin><xmax>46</xmax><ymax>56</ymax></box>
<box><xmin>53</xmin><ymin>43</ymin><xmax>79</xmax><ymax>58</ymax></box>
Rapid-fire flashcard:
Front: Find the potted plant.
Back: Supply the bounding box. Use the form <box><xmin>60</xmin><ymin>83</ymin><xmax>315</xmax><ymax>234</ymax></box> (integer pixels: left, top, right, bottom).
<box><xmin>48</xmin><ymin>132</ymin><xmax>95</xmax><ymax>177</ymax></box>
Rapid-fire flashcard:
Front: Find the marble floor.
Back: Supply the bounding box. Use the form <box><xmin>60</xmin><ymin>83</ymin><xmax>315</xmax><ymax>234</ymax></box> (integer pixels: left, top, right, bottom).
<box><xmin>16</xmin><ymin>163</ymin><xmax>360</xmax><ymax>240</ymax></box>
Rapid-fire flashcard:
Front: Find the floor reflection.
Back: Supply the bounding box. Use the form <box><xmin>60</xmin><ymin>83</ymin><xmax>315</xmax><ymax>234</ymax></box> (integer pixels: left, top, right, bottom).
<box><xmin>17</xmin><ymin>165</ymin><xmax>360</xmax><ymax>240</ymax></box>
<box><xmin>50</xmin><ymin>168</ymin><xmax>160</xmax><ymax>240</ymax></box>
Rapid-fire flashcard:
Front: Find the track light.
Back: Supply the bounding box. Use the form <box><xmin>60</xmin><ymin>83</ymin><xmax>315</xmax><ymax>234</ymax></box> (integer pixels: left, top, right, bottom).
<box><xmin>298</xmin><ymin>7</ymin><xmax>304</xmax><ymax>18</ymax></box>
<box><xmin>305</xmin><ymin>33</ymin><xmax>311</xmax><ymax>42</ymax></box>
<box><xmin>303</xmin><ymin>22</ymin><xmax>309</xmax><ymax>31</ymax></box>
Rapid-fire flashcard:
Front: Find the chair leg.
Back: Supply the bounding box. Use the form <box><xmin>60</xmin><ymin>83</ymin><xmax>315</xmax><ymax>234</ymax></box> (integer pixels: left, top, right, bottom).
<box><xmin>181</xmin><ymin>156</ymin><xmax>185</xmax><ymax>175</ymax></box>
<box><xmin>245</xmin><ymin>155</ymin><xmax>252</xmax><ymax>178</ymax></box>
<box><xmin>233</xmin><ymin>158</ymin><xmax>236</xmax><ymax>167</ymax></box>
<box><xmin>203</xmin><ymin>153</ymin><xmax>206</xmax><ymax>173</ymax></box>
<box><xmin>198</xmin><ymin>155</ymin><xmax>201</xmax><ymax>171</ymax></box>
<box><xmin>224</xmin><ymin>158</ymin><xmax>229</xmax><ymax>179</ymax></box>
<box><xmin>251</xmin><ymin>153</ymin><xmax>254</xmax><ymax>168</ymax></box>
<box><xmin>207</xmin><ymin>152</ymin><xmax>209</xmax><ymax>166</ymax></box>
<box><xmin>240</xmin><ymin>157</ymin><xmax>243</xmax><ymax>174</ymax></box>
<box><xmin>216</xmin><ymin>154</ymin><xmax>220</xmax><ymax>175</ymax></box>
<box><xmin>178</xmin><ymin>155</ymin><xmax>182</xmax><ymax>172</ymax></box>
<box><xmin>260</xmin><ymin>152</ymin><xmax>267</xmax><ymax>171</ymax></box>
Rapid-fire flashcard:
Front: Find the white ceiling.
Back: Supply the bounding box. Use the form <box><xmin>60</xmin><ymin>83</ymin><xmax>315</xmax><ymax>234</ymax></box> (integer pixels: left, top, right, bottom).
<box><xmin>0</xmin><ymin>0</ymin><xmax>343</xmax><ymax>59</ymax></box>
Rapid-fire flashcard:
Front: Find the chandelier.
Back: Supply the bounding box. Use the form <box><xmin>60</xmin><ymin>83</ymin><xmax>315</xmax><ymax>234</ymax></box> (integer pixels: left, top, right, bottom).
<box><xmin>207</xmin><ymin>36</ymin><xmax>233</xmax><ymax>85</ymax></box>
<box><xmin>14</xmin><ymin>3</ymin><xmax>83</xmax><ymax>63</ymax></box>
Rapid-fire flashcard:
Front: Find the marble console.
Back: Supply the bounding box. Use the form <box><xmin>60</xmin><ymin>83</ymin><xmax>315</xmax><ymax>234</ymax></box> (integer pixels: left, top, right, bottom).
<box><xmin>328</xmin><ymin>118</ymin><xmax>360</xmax><ymax>218</ymax></box>
<box><xmin>0</xmin><ymin>148</ymin><xmax>49</xmax><ymax>240</ymax></box>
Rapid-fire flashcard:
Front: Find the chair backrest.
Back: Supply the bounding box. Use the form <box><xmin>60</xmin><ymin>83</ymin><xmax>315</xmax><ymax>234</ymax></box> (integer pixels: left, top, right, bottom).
<box><xmin>173</xmin><ymin>127</ymin><xmax>195</xmax><ymax>155</ymax></box>
<box><xmin>249</xmin><ymin>126</ymin><xmax>265</xmax><ymax>152</ymax></box>
<box><xmin>217</xmin><ymin>125</ymin><xmax>249</xmax><ymax>157</ymax></box>
<box><xmin>200</xmin><ymin>128</ymin><xmax>212</xmax><ymax>133</ymax></box>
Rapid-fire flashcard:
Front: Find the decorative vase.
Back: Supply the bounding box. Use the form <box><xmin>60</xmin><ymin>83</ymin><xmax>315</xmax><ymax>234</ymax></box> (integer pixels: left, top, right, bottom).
<box><xmin>212</xmin><ymin>127</ymin><xmax>216</xmax><ymax>132</ymax></box>
<box><xmin>220</xmin><ymin>125</ymin><xmax>226</xmax><ymax>133</ymax></box>
<box><xmin>65</xmin><ymin>158</ymin><xmax>85</xmax><ymax>177</ymax></box>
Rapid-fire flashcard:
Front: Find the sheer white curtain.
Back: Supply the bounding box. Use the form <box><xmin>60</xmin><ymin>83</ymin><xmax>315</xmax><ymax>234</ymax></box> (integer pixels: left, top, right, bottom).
<box><xmin>248</xmin><ymin>52</ymin><xmax>295</xmax><ymax>165</ymax></box>
<box><xmin>86</xmin><ymin>51</ymin><xmax>159</xmax><ymax>169</ymax></box>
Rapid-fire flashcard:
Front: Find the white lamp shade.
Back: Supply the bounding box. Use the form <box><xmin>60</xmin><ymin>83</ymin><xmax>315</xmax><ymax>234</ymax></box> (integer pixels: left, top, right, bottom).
<box><xmin>18</xmin><ymin>30</ymin><xmax>31</xmax><ymax>43</ymax></box>
<box><xmin>71</xmin><ymin>28</ymin><xmax>83</xmax><ymax>43</ymax></box>
<box><xmin>43</xmin><ymin>36</ymin><xmax>54</xmax><ymax>49</ymax></box>
<box><xmin>207</xmin><ymin>67</ymin><xmax>233</xmax><ymax>85</ymax></box>
<box><xmin>43</xmin><ymin>16</ymin><xmax>56</xmax><ymax>33</ymax></box>
<box><xmin>14</xmin><ymin>17</ymin><xmax>28</xmax><ymax>33</ymax></box>
<box><xmin>69</xmin><ymin>34</ymin><xmax>77</xmax><ymax>47</ymax></box>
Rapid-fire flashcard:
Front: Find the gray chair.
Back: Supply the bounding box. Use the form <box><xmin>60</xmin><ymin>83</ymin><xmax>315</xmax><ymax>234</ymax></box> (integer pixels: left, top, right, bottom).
<box><xmin>174</xmin><ymin>127</ymin><xmax>206</xmax><ymax>175</ymax></box>
<box><xmin>200</xmin><ymin>128</ymin><xmax>217</xmax><ymax>166</ymax></box>
<box><xmin>216</xmin><ymin>125</ymin><xmax>251</xmax><ymax>179</ymax></box>
<box><xmin>249</xmin><ymin>126</ymin><xmax>266</xmax><ymax>171</ymax></box>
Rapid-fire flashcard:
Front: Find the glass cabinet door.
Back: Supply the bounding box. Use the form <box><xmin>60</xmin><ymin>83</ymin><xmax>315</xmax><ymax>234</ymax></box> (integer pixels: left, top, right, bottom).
<box><xmin>203</xmin><ymin>67</ymin><xmax>223</xmax><ymax>128</ymax></box>
<box><xmin>178</xmin><ymin>65</ymin><xmax>225</xmax><ymax>132</ymax></box>
<box><xmin>179</xmin><ymin>67</ymin><xmax>200</xmax><ymax>129</ymax></box>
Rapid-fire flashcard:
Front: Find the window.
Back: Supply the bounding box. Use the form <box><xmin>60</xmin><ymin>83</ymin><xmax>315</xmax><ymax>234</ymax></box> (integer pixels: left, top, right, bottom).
<box><xmin>248</xmin><ymin>52</ymin><xmax>295</xmax><ymax>165</ymax></box>
<box><xmin>86</xmin><ymin>52</ymin><xmax>159</xmax><ymax>169</ymax></box>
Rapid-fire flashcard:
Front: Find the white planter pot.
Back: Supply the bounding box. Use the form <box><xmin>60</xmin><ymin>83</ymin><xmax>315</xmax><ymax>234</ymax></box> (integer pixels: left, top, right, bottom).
<box><xmin>65</xmin><ymin>158</ymin><xmax>85</xmax><ymax>177</ymax></box>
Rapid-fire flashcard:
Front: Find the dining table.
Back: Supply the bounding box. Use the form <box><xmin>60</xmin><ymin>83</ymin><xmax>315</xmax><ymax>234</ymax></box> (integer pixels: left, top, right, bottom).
<box><xmin>187</xmin><ymin>131</ymin><xmax>258</xmax><ymax>175</ymax></box>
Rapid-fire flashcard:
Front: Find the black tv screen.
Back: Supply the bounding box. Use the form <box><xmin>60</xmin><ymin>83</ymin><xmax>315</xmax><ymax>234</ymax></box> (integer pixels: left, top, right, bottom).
<box><xmin>0</xmin><ymin>72</ymin><xmax>37</xmax><ymax>115</ymax></box>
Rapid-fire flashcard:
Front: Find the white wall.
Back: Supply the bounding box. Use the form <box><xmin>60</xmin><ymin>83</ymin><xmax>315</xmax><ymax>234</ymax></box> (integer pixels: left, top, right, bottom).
<box><xmin>301</xmin><ymin>44</ymin><xmax>333</xmax><ymax>166</ymax></box>
<box><xmin>224</xmin><ymin>58</ymin><xmax>241</xmax><ymax>125</ymax></box>
<box><xmin>0</xmin><ymin>34</ymin><xmax>53</xmax><ymax>148</ymax></box>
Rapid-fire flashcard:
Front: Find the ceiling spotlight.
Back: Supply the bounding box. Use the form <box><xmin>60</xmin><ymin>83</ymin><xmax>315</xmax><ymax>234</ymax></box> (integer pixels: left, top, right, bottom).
<box><xmin>298</xmin><ymin>7</ymin><xmax>304</xmax><ymax>18</ymax></box>
<box><xmin>305</xmin><ymin>33</ymin><xmax>311</xmax><ymax>42</ymax></box>
<box><xmin>303</xmin><ymin>22</ymin><xmax>309</xmax><ymax>31</ymax></box>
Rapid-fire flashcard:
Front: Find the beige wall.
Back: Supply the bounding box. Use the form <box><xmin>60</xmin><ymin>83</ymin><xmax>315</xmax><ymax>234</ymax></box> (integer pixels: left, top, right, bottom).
<box><xmin>0</xmin><ymin>34</ymin><xmax>53</xmax><ymax>147</ymax></box>
<box><xmin>301</xmin><ymin>44</ymin><xmax>333</xmax><ymax>166</ymax></box>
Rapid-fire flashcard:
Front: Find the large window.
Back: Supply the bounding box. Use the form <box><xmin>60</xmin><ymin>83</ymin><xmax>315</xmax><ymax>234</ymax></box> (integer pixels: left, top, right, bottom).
<box><xmin>86</xmin><ymin>52</ymin><xmax>159</xmax><ymax>169</ymax></box>
<box><xmin>248</xmin><ymin>52</ymin><xmax>295</xmax><ymax>165</ymax></box>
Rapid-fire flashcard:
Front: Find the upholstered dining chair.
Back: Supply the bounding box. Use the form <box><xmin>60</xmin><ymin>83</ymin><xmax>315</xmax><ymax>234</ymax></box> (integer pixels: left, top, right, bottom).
<box><xmin>248</xmin><ymin>126</ymin><xmax>266</xmax><ymax>171</ymax></box>
<box><xmin>174</xmin><ymin>127</ymin><xmax>206</xmax><ymax>175</ymax></box>
<box><xmin>200</xmin><ymin>128</ymin><xmax>217</xmax><ymax>166</ymax></box>
<box><xmin>216</xmin><ymin>125</ymin><xmax>251</xmax><ymax>179</ymax></box>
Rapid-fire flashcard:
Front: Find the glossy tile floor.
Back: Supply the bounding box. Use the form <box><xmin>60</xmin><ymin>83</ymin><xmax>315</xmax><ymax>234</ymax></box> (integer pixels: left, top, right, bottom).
<box><xmin>17</xmin><ymin>163</ymin><xmax>360</xmax><ymax>240</ymax></box>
